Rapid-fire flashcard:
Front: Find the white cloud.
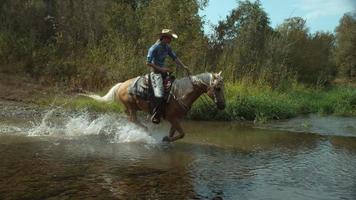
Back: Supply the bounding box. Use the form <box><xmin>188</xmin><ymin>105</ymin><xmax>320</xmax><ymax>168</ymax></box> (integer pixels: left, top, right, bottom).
<box><xmin>294</xmin><ymin>0</ymin><xmax>355</xmax><ymax>21</ymax></box>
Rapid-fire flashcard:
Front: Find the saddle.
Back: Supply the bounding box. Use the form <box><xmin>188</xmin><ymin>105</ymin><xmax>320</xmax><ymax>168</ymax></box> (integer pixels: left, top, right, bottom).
<box><xmin>128</xmin><ymin>74</ymin><xmax>175</xmax><ymax>101</ymax></box>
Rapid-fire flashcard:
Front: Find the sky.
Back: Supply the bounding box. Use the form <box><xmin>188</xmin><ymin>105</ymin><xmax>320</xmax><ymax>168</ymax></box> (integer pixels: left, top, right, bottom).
<box><xmin>199</xmin><ymin>0</ymin><xmax>356</xmax><ymax>34</ymax></box>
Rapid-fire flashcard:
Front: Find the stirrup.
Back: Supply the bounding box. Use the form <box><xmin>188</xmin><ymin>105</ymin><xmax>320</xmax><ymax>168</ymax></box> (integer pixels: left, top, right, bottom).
<box><xmin>151</xmin><ymin>113</ymin><xmax>160</xmax><ymax>124</ymax></box>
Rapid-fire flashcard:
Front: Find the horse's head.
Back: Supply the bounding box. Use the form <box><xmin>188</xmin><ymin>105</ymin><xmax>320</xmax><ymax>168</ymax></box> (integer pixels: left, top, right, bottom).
<box><xmin>207</xmin><ymin>71</ymin><xmax>226</xmax><ymax>110</ymax></box>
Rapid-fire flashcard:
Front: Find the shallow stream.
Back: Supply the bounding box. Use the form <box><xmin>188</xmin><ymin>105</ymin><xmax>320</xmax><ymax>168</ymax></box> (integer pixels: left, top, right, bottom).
<box><xmin>1</xmin><ymin>101</ymin><xmax>356</xmax><ymax>199</ymax></box>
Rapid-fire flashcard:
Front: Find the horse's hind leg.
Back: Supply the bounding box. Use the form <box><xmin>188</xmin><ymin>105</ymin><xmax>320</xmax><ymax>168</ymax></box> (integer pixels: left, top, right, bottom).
<box><xmin>128</xmin><ymin>108</ymin><xmax>148</xmax><ymax>131</ymax></box>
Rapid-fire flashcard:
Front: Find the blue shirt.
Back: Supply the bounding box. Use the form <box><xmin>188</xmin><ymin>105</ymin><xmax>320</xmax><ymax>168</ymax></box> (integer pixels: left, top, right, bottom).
<box><xmin>147</xmin><ymin>41</ymin><xmax>177</xmax><ymax>67</ymax></box>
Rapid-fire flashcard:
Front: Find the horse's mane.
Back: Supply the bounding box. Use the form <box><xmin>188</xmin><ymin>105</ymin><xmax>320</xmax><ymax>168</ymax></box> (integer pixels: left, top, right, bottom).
<box><xmin>172</xmin><ymin>72</ymin><xmax>212</xmax><ymax>98</ymax></box>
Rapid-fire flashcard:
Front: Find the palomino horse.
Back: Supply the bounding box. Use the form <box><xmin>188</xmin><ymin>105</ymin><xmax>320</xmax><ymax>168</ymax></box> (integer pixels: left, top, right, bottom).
<box><xmin>81</xmin><ymin>72</ymin><xmax>226</xmax><ymax>142</ymax></box>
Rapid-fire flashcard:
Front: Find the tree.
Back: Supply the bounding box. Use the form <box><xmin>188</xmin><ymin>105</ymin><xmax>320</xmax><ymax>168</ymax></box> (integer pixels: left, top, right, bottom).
<box><xmin>140</xmin><ymin>0</ymin><xmax>208</xmax><ymax>74</ymax></box>
<box><xmin>212</xmin><ymin>0</ymin><xmax>271</xmax><ymax>81</ymax></box>
<box><xmin>276</xmin><ymin>17</ymin><xmax>309</xmax><ymax>75</ymax></box>
<box><xmin>335</xmin><ymin>13</ymin><xmax>356</xmax><ymax>80</ymax></box>
<box><xmin>275</xmin><ymin>17</ymin><xmax>336</xmax><ymax>85</ymax></box>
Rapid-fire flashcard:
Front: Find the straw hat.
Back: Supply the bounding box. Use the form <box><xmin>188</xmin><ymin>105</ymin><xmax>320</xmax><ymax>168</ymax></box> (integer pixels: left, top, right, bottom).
<box><xmin>159</xmin><ymin>29</ymin><xmax>178</xmax><ymax>39</ymax></box>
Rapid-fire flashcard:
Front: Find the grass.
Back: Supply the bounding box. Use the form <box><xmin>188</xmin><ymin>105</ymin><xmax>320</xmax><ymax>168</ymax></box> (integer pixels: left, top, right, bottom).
<box><xmin>286</xmin><ymin>85</ymin><xmax>356</xmax><ymax>116</ymax></box>
<box><xmin>188</xmin><ymin>83</ymin><xmax>356</xmax><ymax>122</ymax></box>
<box><xmin>46</xmin><ymin>83</ymin><xmax>356</xmax><ymax>122</ymax></box>
<box><xmin>52</xmin><ymin>96</ymin><xmax>124</xmax><ymax>113</ymax></box>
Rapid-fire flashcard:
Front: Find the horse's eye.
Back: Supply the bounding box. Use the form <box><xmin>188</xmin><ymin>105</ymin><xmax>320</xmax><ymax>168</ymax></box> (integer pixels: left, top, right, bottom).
<box><xmin>215</xmin><ymin>88</ymin><xmax>221</xmax><ymax>91</ymax></box>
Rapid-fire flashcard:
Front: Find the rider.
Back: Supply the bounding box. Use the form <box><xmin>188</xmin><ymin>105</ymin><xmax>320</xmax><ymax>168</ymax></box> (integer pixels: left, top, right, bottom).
<box><xmin>146</xmin><ymin>29</ymin><xmax>189</xmax><ymax>124</ymax></box>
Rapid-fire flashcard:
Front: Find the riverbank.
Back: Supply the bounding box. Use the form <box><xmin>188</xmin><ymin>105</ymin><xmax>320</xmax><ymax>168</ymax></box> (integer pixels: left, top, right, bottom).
<box><xmin>189</xmin><ymin>82</ymin><xmax>356</xmax><ymax>122</ymax></box>
<box><xmin>1</xmin><ymin>72</ymin><xmax>355</xmax><ymax>122</ymax></box>
<box><xmin>0</xmin><ymin>72</ymin><xmax>52</xmax><ymax>104</ymax></box>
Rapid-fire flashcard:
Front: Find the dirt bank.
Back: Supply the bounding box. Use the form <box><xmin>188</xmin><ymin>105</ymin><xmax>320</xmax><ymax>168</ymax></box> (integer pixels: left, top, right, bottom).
<box><xmin>0</xmin><ymin>72</ymin><xmax>74</xmax><ymax>104</ymax></box>
<box><xmin>0</xmin><ymin>72</ymin><xmax>48</xmax><ymax>103</ymax></box>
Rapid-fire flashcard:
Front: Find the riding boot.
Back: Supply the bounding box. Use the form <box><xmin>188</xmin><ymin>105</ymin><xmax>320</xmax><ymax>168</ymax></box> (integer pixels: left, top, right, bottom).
<box><xmin>151</xmin><ymin>97</ymin><xmax>164</xmax><ymax>124</ymax></box>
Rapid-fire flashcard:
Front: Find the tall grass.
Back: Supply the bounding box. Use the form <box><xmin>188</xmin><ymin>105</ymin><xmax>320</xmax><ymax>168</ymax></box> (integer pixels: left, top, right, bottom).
<box><xmin>54</xmin><ymin>96</ymin><xmax>123</xmax><ymax>113</ymax></box>
<box><xmin>51</xmin><ymin>83</ymin><xmax>356</xmax><ymax>122</ymax></box>
<box><xmin>188</xmin><ymin>83</ymin><xmax>356</xmax><ymax>122</ymax></box>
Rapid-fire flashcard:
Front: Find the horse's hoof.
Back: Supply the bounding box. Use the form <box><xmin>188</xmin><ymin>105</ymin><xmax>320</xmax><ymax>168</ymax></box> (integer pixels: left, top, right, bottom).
<box><xmin>162</xmin><ymin>136</ymin><xmax>171</xmax><ymax>142</ymax></box>
<box><xmin>151</xmin><ymin>118</ymin><xmax>160</xmax><ymax>124</ymax></box>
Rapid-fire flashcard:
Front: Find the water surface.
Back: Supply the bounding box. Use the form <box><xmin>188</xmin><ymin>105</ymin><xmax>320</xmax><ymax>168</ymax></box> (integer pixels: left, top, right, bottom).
<box><xmin>1</xmin><ymin>101</ymin><xmax>356</xmax><ymax>200</ymax></box>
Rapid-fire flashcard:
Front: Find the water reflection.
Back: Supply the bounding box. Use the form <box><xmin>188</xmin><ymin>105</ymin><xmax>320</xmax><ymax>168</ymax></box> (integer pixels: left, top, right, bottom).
<box><xmin>330</xmin><ymin>136</ymin><xmax>356</xmax><ymax>153</ymax></box>
<box><xmin>258</xmin><ymin>114</ymin><xmax>356</xmax><ymax>137</ymax></box>
<box><xmin>182</xmin><ymin>121</ymin><xmax>323</xmax><ymax>152</ymax></box>
<box><xmin>0</xmin><ymin>136</ymin><xmax>199</xmax><ymax>199</ymax></box>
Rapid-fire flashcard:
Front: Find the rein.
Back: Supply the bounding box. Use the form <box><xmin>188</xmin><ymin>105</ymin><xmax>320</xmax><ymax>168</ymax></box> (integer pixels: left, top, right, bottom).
<box><xmin>195</xmin><ymin>80</ymin><xmax>215</xmax><ymax>109</ymax></box>
<box><xmin>170</xmin><ymin>73</ymin><xmax>215</xmax><ymax>113</ymax></box>
<box><xmin>170</xmin><ymin>92</ymin><xmax>191</xmax><ymax>113</ymax></box>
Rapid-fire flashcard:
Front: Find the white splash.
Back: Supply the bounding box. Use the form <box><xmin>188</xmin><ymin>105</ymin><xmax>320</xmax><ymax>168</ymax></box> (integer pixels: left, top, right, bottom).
<box><xmin>28</xmin><ymin>109</ymin><xmax>159</xmax><ymax>144</ymax></box>
<box><xmin>28</xmin><ymin>109</ymin><xmax>59</xmax><ymax>136</ymax></box>
<box><xmin>0</xmin><ymin>125</ymin><xmax>23</xmax><ymax>134</ymax></box>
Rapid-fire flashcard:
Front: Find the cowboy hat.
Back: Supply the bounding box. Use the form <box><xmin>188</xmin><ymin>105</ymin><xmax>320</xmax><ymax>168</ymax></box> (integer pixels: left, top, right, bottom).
<box><xmin>158</xmin><ymin>29</ymin><xmax>178</xmax><ymax>39</ymax></box>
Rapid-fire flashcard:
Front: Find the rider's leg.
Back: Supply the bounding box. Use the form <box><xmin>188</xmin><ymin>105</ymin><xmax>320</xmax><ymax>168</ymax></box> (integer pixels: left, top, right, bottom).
<box><xmin>150</xmin><ymin>72</ymin><xmax>164</xmax><ymax>124</ymax></box>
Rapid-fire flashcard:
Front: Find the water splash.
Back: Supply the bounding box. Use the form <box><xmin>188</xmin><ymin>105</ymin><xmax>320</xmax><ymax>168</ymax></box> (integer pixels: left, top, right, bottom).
<box><xmin>28</xmin><ymin>108</ymin><xmax>59</xmax><ymax>136</ymax></box>
<box><xmin>0</xmin><ymin>124</ymin><xmax>23</xmax><ymax>134</ymax></box>
<box><xmin>28</xmin><ymin>109</ymin><xmax>159</xmax><ymax>144</ymax></box>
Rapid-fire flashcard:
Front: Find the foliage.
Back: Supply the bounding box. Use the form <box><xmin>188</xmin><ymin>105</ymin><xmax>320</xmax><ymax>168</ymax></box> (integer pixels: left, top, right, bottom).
<box><xmin>335</xmin><ymin>12</ymin><xmax>356</xmax><ymax>81</ymax></box>
<box><xmin>212</xmin><ymin>0</ymin><xmax>271</xmax><ymax>81</ymax></box>
<box><xmin>276</xmin><ymin>17</ymin><xmax>336</xmax><ymax>85</ymax></box>
<box><xmin>0</xmin><ymin>0</ymin><xmax>212</xmax><ymax>85</ymax></box>
<box><xmin>209</xmin><ymin>2</ymin><xmax>337</xmax><ymax>87</ymax></box>
<box><xmin>189</xmin><ymin>83</ymin><xmax>356</xmax><ymax>122</ymax></box>
<box><xmin>0</xmin><ymin>0</ymin><xmax>344</xmax><ymax>88</ymax></box>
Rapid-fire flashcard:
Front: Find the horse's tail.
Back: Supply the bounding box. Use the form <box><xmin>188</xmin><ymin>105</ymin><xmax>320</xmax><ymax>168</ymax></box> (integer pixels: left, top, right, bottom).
<box><xmin>79</xmin><ymin>82</ymin><xmax>122</xmax><ymax>102</ymax></box>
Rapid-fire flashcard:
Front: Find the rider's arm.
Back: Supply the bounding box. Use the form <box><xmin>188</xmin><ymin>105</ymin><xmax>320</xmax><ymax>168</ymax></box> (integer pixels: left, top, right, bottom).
<box><xmin>174</xmin><ymin>58</ymin><xmax>187</xmax><ymax>69</ymax></box>
<box><xmin>175</xmin><ymin>58</ymin><xmax>191</xmax><ymax>75</ymax></box>
<box><xmin>168</xmin><ymin>47</ymin><xmax>190</xmax><ymax>73</ymax></box>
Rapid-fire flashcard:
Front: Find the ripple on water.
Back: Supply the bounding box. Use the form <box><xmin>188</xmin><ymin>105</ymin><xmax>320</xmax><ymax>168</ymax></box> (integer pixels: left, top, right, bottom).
<box><xmin>258</xmin><ymin>114</ymin><xmax>356</xmax><ymax>137</ymax></box>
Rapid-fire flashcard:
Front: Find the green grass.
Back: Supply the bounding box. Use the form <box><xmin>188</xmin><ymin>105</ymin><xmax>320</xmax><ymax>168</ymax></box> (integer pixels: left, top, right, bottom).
<box><xmin>52</xmin><ymin>96</ymin><xmax>124</xmax><ymax>113</ymax></box>
<box><xmin>45</xmin><ymin>84</ymin><xmax>356</xmax><ymax>122</ymax></box>
<box><xmin>188</xmin><ymin>83</ymin><xmax>356</xmax><ymax>122</ymax></box>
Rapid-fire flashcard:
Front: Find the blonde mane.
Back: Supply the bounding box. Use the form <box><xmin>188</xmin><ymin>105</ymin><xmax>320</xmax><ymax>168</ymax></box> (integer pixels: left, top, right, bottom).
<box><xmin>171</xmin><ymin>72</ymin><xmax>212</xmax><ymax>98</ymax></box>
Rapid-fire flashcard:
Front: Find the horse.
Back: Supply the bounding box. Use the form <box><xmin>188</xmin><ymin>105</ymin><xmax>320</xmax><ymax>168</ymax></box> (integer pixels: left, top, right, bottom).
<box><xmin>80</xmin><ymin>72</ymin><xmax>226</xmax><ymax>142</ymax></box>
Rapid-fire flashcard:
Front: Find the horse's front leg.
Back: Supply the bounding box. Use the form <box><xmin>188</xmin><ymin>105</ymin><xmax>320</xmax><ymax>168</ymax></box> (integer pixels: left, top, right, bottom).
<box><xmin>163</xmin><ymin>119</ymin><xmax>185</xmax><ymax>142</ymax></box>
<box><xmin>162</xmin><ymin>126</ymin><xmax>176</xmax><ymax>142</ymax></box>
<box><xmin>169</xmin><ymin>126</ymin><xmax>176</xmax><ymax>137</ymax></box>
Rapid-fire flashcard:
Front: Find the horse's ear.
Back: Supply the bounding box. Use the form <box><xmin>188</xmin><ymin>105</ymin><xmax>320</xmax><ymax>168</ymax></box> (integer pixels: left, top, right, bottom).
<box><xmin>211</xmin><ymin>72</ymin><xmax>216</xmax><ymax>78</ymax></box>
<box><xmin>218</xmin><ymin>71</ymin><xmax>222</xmax><ymax>76</ymax></box>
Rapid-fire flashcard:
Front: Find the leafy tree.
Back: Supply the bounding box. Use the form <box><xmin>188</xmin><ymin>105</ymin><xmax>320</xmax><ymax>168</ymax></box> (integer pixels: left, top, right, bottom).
<box><xmin>335</xmin><ymin>13</ymin><xmax>356</xmax><ymax>80</ymax></box>
<box><xmin>276</xmin><ymin>17</ymin><xmax>309</xmax><ymax>76</ymax></box>
<box><xmin>276</xmin><ymin>17</ymin><xmax>336</xmax><ymax>85</ymax></box>
<box><xmin>140</xmin><ymin>0</ymin><xmax>208</xmax><ymax>74</ymax></box>
<box><xmin>212</xmin><ymin>0</ymin><xmax>271</xmax><ymax>81</ymax></box>
<box><xmin>0</xmin><ymin>0</ymin><xmax>342</xmax><ymax>89</ymax></box>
